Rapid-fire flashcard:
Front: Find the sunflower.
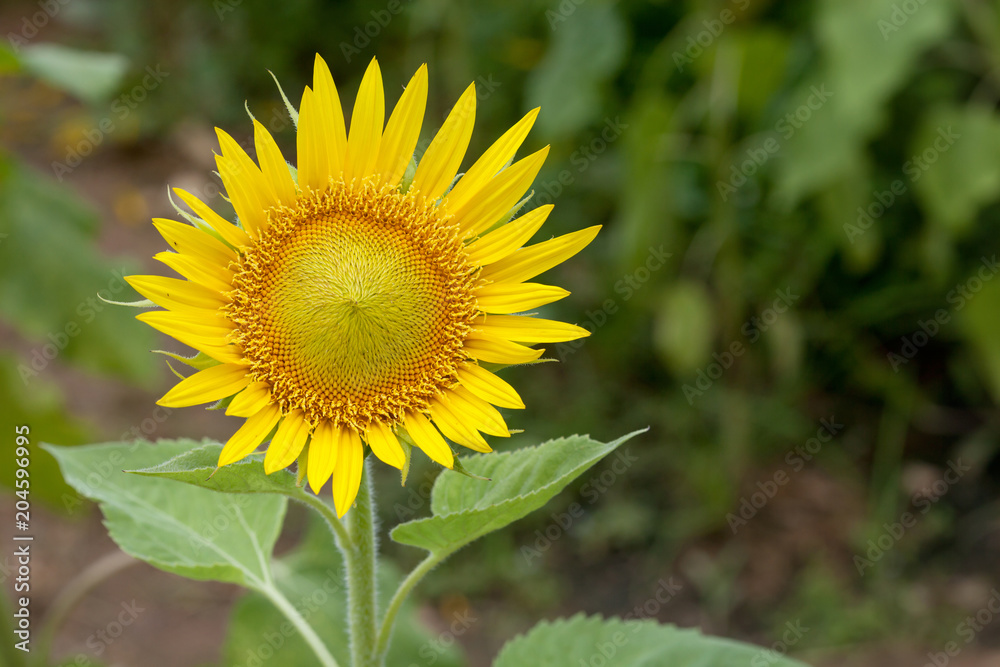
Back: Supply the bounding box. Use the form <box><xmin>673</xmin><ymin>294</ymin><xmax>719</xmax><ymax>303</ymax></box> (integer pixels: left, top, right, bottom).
<box><xmin>127</xmin><ymin>55</ymin><xmax>600</xmax><ymax>516</ymax></box>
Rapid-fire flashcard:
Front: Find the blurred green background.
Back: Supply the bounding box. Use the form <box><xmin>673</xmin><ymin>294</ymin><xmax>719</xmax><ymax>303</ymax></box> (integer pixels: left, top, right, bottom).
<box><xmin>3</xmin><ymin>0</ymin><xmax>1000</xmax><ymax>665</ymax></box>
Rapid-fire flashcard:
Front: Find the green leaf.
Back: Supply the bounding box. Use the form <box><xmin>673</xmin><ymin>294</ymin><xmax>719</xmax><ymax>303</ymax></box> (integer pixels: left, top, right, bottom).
<box><xmin>774</xmin><ymin>0</ymin><xmax>953</xmax><ymax>205</ymax></box>
<box><xmin>126</xmin><ymin>442</ymin><xmax>300</xmax><ymax>495</ymax></box>
<box><xmin>391</xmin><ymin>431</ymin><xmax>643</xmax><ymax>556</ymax></box>
<box><xmin>225</xmin><ymin>515</ymin><xmax>464</xmax><ymax>667</ymax></box>
<box><xmin>493</xmin><ymin>614</ymin><xmax>810</xmax><ymax>667</ymax></box>
<box><xmin>912</xmin><ymin>105</ymin><xmax>1000</xmax><ymax>234</ymax></box>
<box><xmin>45</xmin><ymin>440</ymin><xmax>287</xmax><ymax>588</ymax></box>
<box><xmin>19</xmin><ymin>44</ymin><xmax>128</xmax><ymax>105</ymax></box>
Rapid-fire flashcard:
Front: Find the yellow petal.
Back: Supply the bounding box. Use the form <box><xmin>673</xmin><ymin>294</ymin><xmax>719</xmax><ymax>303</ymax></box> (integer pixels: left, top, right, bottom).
<box><xmin>126</xmin><ymin>275</ymin><xmax>228</xmax><ymax>313</ymax></box>
<box><xmin>410</xmin><ymin>83</ymin><xmax>477</xmax><ymax>200</ymax></box>
<box><xmin>253</xmin><ymin>119</ymin><xmax>297</xmax><ymax>206</ymax></box>
<box><xmin>158</xmin><ymin>363</ymin><xmax>251</xmax><ymax>408</ymax></box>
<box><xmin>265</xmin><ymin>409</ymin><xmax>311</xmax><ymax>474</ymax></box>
<box><xmin>374</xmin><ymin>64</ymin><xmax>427</xmax><ymax>186</ymax></box>
<box><xmin>218</xmin><ymin>403</ymin><xmax>281</xmax><ymax>467</ymax></box>
<box><xmin>481</xmin><ymin>225</ymin><xmax>601</xmax><ymax>284</ymax></box>
<box><xmin>428</xmin><ymin>398</ymin><xmax>491</xmax><ymax>453</ymax></box>
<box><xmin>297</xmin><ymin>87</ymin><xmax>325</xmax><ymax>192</ymax></box>
<box><xmin>215</xmin><ymin>152</ymin><xmax>267</xmax><ymax>237</ymax></box>
<box><xmin>454</xmin><ymin>146</ymin><xmax>550</xmax><ymax>237</ymax></box>
<box><xmin>404</xmin><ymin>410</ymin><xmax>454</xmax><ymax>468</ymax></box>
<box><xmin>172</xmin><ymin>187</ymin><xmax>251</xmax><ymax>249</ymax></box>
<box><xmin>311</xmin><ymin>54</ymin><xmax>348</xmax><ymax>183</ymax></box>
<box><xmin>307</xmin><ymin>420</ymin><xmax>338</xmax><ymax>493</ymax></box>
<box><xmin>364</xmin><ymin>421</ymin><xmax>405</xmax><ymax>469</ymax></box>
<box><xmin>343</xmin><ymin>58</ymin><xmax>384</xmax><ymax>184</ymax></box>
<box><xmin>332</xmin><ymin>428</ymin><xmax>364</xmax><ymax>517</ymax></box>
<box><xmin>445</xmin><ymin>107</ymin><xmax>539</xmax><ymax>212</ymax></box>
<box><xmin>474</xmin><ymin>281</ymin><xmax>569</xmax><ymax>314</ymax></box>
<box><xmin>154</xmin><ymin>251</ymin><xmax>234</xmax><ymax>293</ymax></box>
<box><xmin>444</xmin><ymin>386</ymin><xmax>509</xmax><ymax>437</ymax></box>
<box><xmin>216</xmin><ymin>127</ymin><xmax>277</xmax><ymax>211</ymax></box>
<box><xmin>456</xmin><ymin>364</ymin><xmax>525</xmax><ymax>409</ymax></box>
<box><xmin>137</xmin><ymin>308</ymin><xmax>232</xmax><ymax>337</ymax></box>
<box><xmin>225</xmin><ymin>381</ymin><xmax>272</xmax><ymax>417</ymax></box>
<box><xmin>153</xmin><ymin>218</ymin><xmax>236</xmax><ymax>266</ymax></box>
<box><xmin>464</xmin><ymin>336</ymin><xmax>544</xmax><ymax>365</ymax></box>
<box><xmin>473</xmin><ymin>315</ymin><xmax>590</xmax><ymax>343</ymax></box>
<box><xmin>136</xmin><ymin>310</ymin><xmax>243</xmax><ymax>365</ymax></box>
<box><xmin>465</xmin><ymin>205</ymin><xmax>552</xmax><ymax>266</ymax></box>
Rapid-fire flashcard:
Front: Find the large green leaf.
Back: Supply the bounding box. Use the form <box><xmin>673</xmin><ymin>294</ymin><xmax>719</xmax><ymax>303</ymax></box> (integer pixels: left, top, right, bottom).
<box><xmin>391</xmin><ymin>431</ymin><xmax>643</xmax><ymax>556</ymax></box>
<box><xmin>224</xmin><ymin>515</ymin><xmax>464</xmax><ymax>667</ymax></box>
<box><xmin>46</xmin><ymin>440</ymin><xmax>286</xmax><ymax>587</ymax></box>
<box><xmin>126</xmin><ymin>442</ymin><xmax>299</xmax><ymax>495</ymax></box>
<box><xmin>493</xmin><ymin>614</ymin><xmax>810</xmax><ymax>667</ymax></box>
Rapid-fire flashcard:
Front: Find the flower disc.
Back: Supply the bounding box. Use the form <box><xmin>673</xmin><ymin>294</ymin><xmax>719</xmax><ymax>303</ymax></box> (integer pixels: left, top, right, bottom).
<box><xmin>228</xmin><ymin>181</ymin><xmax>478</xmax><ymax>430</ymax></box>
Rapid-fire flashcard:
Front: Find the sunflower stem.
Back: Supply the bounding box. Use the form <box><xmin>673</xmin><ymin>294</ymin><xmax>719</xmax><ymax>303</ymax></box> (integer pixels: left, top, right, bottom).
<box><xmin>373</xmin><ymin>552</ymin><xmax>445</xmax><ymax>664</ymax></box>
<box><xmin>296</xmin><ymin>489</ymin><xmax>354</xmax><ymax>553</ymax></box>
<box><xmin>346</xmin><ymin>459</ymin><xmax>379</xmax><ymax>667</ymax></box>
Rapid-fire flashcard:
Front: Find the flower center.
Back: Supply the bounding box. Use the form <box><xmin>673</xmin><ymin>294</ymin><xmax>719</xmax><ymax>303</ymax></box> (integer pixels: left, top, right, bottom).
<box><xmin>227</xmin><ymin>180</ymin><xmax>478</xmax><ymax>429</ymax></box>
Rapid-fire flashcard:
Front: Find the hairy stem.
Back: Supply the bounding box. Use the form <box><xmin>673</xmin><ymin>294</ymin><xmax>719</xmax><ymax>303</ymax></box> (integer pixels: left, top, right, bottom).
<box><xmin>373</xmin><ymin>552</ymin><xmax>446</xmax><ymax>664</ymax></box>
<box><xmin>296</xmin><ymin>488</ymin><xmax>353</xmax><ymax>553</ymax></box>
<box><xmin>347</xmin><ymin>460</ymin><xmax>379</xmax><ymax>667</ymax></box>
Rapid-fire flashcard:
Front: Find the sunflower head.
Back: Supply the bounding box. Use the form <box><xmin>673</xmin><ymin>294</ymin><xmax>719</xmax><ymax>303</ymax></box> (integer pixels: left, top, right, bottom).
<box><xmin>127</xmin><ymin>55</ymin><xmax>599</xmax><ymax>516</ymax></box>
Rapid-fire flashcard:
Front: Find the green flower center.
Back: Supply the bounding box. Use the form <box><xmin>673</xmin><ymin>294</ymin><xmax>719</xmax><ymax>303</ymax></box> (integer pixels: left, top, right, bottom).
<box><xmin>227</xmin><ymin>180</ymin><xmax>478</xmax><ymax>428</ymax></box>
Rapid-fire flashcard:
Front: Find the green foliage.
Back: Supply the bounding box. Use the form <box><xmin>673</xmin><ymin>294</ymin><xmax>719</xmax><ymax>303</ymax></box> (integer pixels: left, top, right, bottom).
<box><xmin>525</xmin><ymin>4</ymin><xmax>627</xmax><ymax>140</ymax></box>
<box><xmin>493</xmin><ymin>614</ymin><xmax>809</xmax><ymax>667</ymax></box>
<box><xmin>912</xmin><ymin>105</ymin><xmax>1000</xmax><ymax>234</ymax></box>
<box><xmin>127</xmin><ymin>442</ymin><xmax>300</xmax><ymax>495</ymax></box>
<box><xmin>225</xmin><ymin>517</ymin><xmax>464</xmax><ymax>667</ymax></box>
<box><xmin>391</xmin><ymin>431</ymin><xmax>643</xmax><ymax>556</ymax></box>
<box><xmin>46</xmin><ymin>440</ymin><xmax>287</xmax><ymax>587</ymax></box>
<box><xmin>16</xmin><ymin>44</ymin><xmax>129</xmax><ymax>106</ymax></box>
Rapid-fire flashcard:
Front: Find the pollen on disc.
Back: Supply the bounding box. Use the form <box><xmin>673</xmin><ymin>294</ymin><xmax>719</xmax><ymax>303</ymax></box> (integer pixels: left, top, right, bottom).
<box><xmin>227</xmin><ymin>179</ymin><xmax>478</xmax><ymax>430</ymax></box>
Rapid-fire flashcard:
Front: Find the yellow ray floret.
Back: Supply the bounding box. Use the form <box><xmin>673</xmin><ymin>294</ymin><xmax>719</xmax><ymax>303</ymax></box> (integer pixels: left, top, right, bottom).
<box><xmin>129</xmin><ymin>56</ymin><xmax>598</xmax><ymax>517</ymax></box>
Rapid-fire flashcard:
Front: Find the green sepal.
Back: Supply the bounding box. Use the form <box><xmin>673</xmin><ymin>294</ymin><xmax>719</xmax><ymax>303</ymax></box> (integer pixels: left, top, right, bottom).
<box><xmin>99</xmin><ymin>295</ymin><xmax>157</xmax><ymax>307</ymax></box>
<box><xmin>295</xmin><ymin>442</ymin><xmax>309</xmax><ymax>487</ymax></box>
<box><xmin>399</xmin><ymin>157</ymin><xmax>417</xmax><ymax>194</ymax></box>
<box><xmin>451</xmin><ymin>456</ymin><xmax>491</xmax><ymax>481</ymax></box>
<box><xmin>479</xmin><ymin>191</ymin><xmax>535</xmax><ymax>237</ymax></box>
<box><xmin>153</xmin><ymin>349</ymin><xmax>223</xmax><ymax>371</ymax></box>
<box><xmin>398</xmin><ymin>431</ymin><xmax>414</xmax><ymax>486</ymax></box>
<box><xmin>269</xmin><ymin>69</ymin><xmax>299</xmax><ymax>128</ymax></box>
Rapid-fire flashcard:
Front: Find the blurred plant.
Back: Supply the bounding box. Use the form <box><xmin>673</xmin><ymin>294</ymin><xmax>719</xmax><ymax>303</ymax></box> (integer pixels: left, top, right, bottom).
<box><xmin>0</xmin><ymin>43</ymin><xmax>158</xmax><ymax>506</ymax></box>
